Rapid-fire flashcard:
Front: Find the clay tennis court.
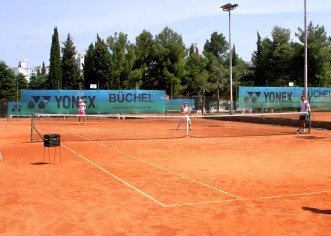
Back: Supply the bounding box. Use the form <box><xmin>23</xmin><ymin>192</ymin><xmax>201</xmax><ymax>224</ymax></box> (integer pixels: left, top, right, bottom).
<box><xmin>0</xmin><ymin>112</ymin><xmax>330</xmax><ymax>235</ymax></box>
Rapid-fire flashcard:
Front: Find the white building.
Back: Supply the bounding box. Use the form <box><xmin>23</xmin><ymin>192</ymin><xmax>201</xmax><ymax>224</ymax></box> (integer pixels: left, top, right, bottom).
<box><xmin>12</xmin><ymin>59</ymin><xmax>49</xmax><ymax>83</ymax></box>
<box><xmin>12</xmin><ymin>59</ymin><xmax>30</xmax><ymax>81</ymax></box>
<box><xmin>187</xmin><ymin>43</ymin><xmax>203</xmax><ymax>57</ymax></box>
<box><xmin>12</xmin><ymin>52</ymin><xmax>84</xmax><ymax>82</ymax></box>
<box><xmin>75</xmin><ymin>52</ymin><xmax>84</xmax><ymax>71</ymax></box>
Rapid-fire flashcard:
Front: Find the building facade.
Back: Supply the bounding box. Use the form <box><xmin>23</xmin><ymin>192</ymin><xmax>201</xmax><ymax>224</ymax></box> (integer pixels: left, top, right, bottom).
<box><xmin>12</xmin><ymin>52</ymin><xmax>84</xmax><ymax>82</ymax></box>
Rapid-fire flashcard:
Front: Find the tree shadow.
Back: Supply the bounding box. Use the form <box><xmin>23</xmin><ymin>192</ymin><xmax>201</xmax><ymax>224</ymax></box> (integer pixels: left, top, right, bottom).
<box><xmin>302</xmin><ymin>207</ymin><xmax>331</xmax><ymax>215</ymax></box>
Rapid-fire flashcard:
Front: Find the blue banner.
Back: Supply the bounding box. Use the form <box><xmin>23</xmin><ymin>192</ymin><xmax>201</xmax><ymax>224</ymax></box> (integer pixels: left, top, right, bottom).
<box><xmin>13</xmin><ymin>90</ymin><xmax>166</xmax><ymax>115</ymax></box>
<box><xmin>239</xmin><ymin>87</ymin><xmax>331</xmax><ymax>109</ymax></box>
<box><xmin>7</xmin><ymin>102</ymin><xmax>22</xmax><ymax>116</ymax></box>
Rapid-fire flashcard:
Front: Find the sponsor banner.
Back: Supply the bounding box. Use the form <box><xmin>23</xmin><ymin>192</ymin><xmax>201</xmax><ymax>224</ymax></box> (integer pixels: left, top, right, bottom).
<box><xmin>12</xmin><ymin>90</ymin><xmax>165</xmax><ymax>115</ymax></box>
<box><xmin>239</xmin><ymin>87</ymin><xmax>331</xmax><ymax>109</ymax></box>
<box><xmin>7</xmin><ymin>102</ymin><xmax>22</xmax><ymax>116</ymax></box>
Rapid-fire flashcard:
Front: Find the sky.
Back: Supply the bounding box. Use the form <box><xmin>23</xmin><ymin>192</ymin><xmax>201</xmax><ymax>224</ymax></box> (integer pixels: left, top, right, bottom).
<box><xmin>1</xmin><ymin>0</ymin><xmax>331</xmax><ymax>68</ymax></box>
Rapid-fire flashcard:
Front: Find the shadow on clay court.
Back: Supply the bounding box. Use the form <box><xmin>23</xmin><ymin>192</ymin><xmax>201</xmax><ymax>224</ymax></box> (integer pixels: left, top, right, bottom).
<box><xmin>30</xmin><ymin>162</ymin><xmax>50</xmax><ymax>165</ymax></box>
<box><xmin>296</xmin><ymin>136</ymin><xmax>330</xmax><ymax>140</ymax></box>
<box><xmin>302</xmin><ymin>207</ymin><xmax>331</xmax><ymax>215</ymax></box>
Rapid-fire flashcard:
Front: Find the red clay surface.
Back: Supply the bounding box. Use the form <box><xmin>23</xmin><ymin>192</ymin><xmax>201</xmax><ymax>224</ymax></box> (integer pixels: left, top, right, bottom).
<box><xmin>0</xmin><ymin>113</ymin><xmax>330</xmax><ymax>235</ymax></box>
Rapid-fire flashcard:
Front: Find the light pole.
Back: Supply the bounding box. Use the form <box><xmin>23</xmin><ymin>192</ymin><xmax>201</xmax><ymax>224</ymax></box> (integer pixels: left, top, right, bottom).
<box><xmin>220</xmin><ymin>3</ymin><xmax>238</xmax><ymax>115</ymax></box>
<box><xmin>304</xmin><ymin>0</ymin><xmax>308</xmax><ymax>99</ymax></box>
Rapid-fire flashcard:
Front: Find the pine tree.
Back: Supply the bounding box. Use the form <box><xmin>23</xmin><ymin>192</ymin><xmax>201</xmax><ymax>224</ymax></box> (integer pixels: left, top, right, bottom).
<box><xmin>61</xmin><ymin>34</ymin><xmax>81</xmax><ymax>89</ymax></box>
<box><xmin>94</xmin><ymin>35</ymin><xmax>112</xmax><ymax>89</ymax></box>
<box><xmin>0</xmin><ymin>61</ymin><xmax>16</xmax><ymax>100</ymax></box>
<box><xmin>83</xmin><ymin>43</ymin><xmax>97</xmax><ymax>89</ymax></box>
<box><xmin>47</xmin><ymin>27</ymin><xmax>62</xmax><ymax>89</ymax></box>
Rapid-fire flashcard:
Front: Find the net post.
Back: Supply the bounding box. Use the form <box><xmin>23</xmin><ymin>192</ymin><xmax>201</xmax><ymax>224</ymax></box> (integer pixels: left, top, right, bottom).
<box><xmin>30</xmin><ymin>113</ymin><xmax>34</xmax><ymax>142</ymax></box>
<box><xmin>308</xmin><ymin>111</ymin><xmax>311</xmax><ymax>134</ymax></box>
<box><xmin>186</xmin><ymin>116</ymin><xmax>189</xmax><ymax>137</ymax></box>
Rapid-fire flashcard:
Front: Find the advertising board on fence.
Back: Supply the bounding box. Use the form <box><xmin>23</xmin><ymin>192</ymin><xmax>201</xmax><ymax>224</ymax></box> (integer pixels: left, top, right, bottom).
<box><xmin>239</xmin><ymin>87</ymin><xmax>331</xmax><ymax>109</ymax></box>
<box><xmin>9</xmin><ymin>90</ymin><xmax>166</xmax><ymax>115</ymax></box>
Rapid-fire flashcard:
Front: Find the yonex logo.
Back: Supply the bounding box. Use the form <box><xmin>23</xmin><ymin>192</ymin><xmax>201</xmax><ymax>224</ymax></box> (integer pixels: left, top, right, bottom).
<box><xmin>27</xmin><ymin>95</ymin><xmax>96</xmax><ymax>110</ymax></box>
<box><xmin>11</xmin><ymin>104</ymin><xmax>21</xmax><ymax>112</ymax></box>
<box><xmin>243</xmin><ymin>92</ymin><xmax>261</xmax><ymax>103</ymax></box>
<box><xmin>243</xmin><ymin>91</ymin><xmax>293</xmax><ymax>103</ymax></box>
<box><xmin>27</xmin><ymin>96</ymin><xmax>51</xmax><ymax>109</ymax></box>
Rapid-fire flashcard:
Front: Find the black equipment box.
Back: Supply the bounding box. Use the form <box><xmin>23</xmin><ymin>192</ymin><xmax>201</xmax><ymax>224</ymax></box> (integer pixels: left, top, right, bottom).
<box><xmin>44</xmin><ymin>134</ymin><xmax>60</xmax><ymax>147</ymax></box>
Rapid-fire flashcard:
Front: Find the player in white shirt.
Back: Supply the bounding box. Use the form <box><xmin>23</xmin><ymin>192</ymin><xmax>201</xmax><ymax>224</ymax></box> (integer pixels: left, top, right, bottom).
<box><xmin>78</xmin><ymin>99</ymin><xmax>87</xmax><ymax>124</ymax></box>
<box><xmin>176</xmin><ymin>102</ymin><xmax>192</xmax><ymax>130</ymax></box>
<box><xmin>297</xmin><ymin>96</ymin><xmax>310</xmax><ymax>134</ymax></box>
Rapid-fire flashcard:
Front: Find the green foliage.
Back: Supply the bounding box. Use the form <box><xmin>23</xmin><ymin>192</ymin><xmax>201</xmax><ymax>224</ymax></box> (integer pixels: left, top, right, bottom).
<box><xmin>16</xmin><ymin>74</ymin><xmax>28</xmax><ymax>99</ymax></box>
<box><xmin>29</xmin><ymin>75</ymin><xmax>47</xmax><ymax>90</ymax></box>
<box><xmin>3</xmin><ymin>21</ymin><xmax>331</xmax><ymax>103</ymax></box>
<box><xmin>203</xmin><ymin>32</ymin><xmax>228</xmax><ymax>62</ymax></box>
<box><xmin>203</xmin><ymin>32</ymin><xmax>229</xmax><ymax>98</ymax></box>
<box><xmin>83</xmin><ymin>44</ymin><xmax>97</xmax><ymax>89</ymax></box>
<box><xmin>252</xmin><ymin>22</ymin><xmax>331</xmax><ymax>87</ymax></box>
<box><xmin>154</xmin><ymin>27</ymin><xmax>187</xmax><ymax>96</ymax></box>
<box><xmin>83</xmin><ymin>35</ymin><xmax>113</xmax><ymax>90</ymax></box>
<box><xmin>94</xmin><ymin>35</ymin><xmax>112</xmax><ymax>89</ymax></box>
<box><xmin>134</xmin><ymin>30</ymin><xmax>159</xmax><ymax>90</ymax></box>
<box><xmin>0</xmin><ymin>61</ymin><xmax>16</xmax><ymax>100</ymax></box>
<box><xmin>107</xmin><ymin>32</ymin><xmax>136</xmax><ymax>89</ymax></box>
<box><xmin>61</xmin><ymin>34</ymin><xmax>82</xmax><ymax>89</ymax></box>
<box><xmin>48</xmin><ymin>27</ymin><xmax>62</xmax><ymax>89</ymax></box>
<box><xmin>184</xmin><ymin>45</ymin><xmax>209</xmax><ymax>97</ymax></box>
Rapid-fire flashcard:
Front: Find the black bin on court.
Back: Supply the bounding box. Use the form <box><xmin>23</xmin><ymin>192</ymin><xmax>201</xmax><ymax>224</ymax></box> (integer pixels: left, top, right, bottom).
<box><xmin>44</xmin><ymin>134</ymin><xmax>60</xmax><ymax>147</ymax></box>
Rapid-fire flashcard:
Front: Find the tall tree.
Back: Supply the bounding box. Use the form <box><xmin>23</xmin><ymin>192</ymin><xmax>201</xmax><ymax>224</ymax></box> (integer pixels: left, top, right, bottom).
<box><xmin>204</xmin><ymin>32</ymin><xmax>228</xmax><ymax>63</ymax></box>
<box><xmin>134</xmin><ymin>30</ymin><xmax>158</xmax><ymax>90</ymax></box>
<box><xmin>94</xmin><ymin>35</ymin><xmax>112</xmax><ymax>89</ymax></box>
<box><xmin>251</xmin><ymin>32</ymin><xmax>274</xmax><ymax>86</ymax></box>
<box><xmin>29</xmin><ymin>75</ymin><xmax>47</xmax><ymax>90</ymax></box>
<box><xmin>107</xmin><ymin>32</ymin><xmax>136</xmax><ymax>89</ymax></box>
<box><xmin>83</xmin><ymin>43</ymin><xmax>97</xmax><ymax>89</ymax></box>
<box><xmin>0</xmin><ymin>61</ymin><xmax>16</xmax><ymax>100</ymax></box>
<box><xmin>61</xmin><ymin>34</ymin><xmax>82</xmax><ymax>89</ymax></box>
<box><xmin>15</xmin><ymin>73</ymin><xmax>28</xmax><ymax>100</ymax></box>
<box><xmin>269</xmin><ymin>26</ymin><xmax>295</xmax><ymax>86</ymax></box>
<box><xmin>41</xmin><ymin>62</ymin><xmax>47</xmax><ymax>75</ymax></box>
<box><xmin>184</xmin><ymin>44</ymin><xmax>209</xmax><ymax>98</ymax></box>
<box><xmin>296</xmin><ymin>22</ymin><xmax>331</xmax><ymax>86</ymax></box>
<box><xmin>203</xmin><ymin>32</ymin><xmax>228</xmax><ymax>98</ymax></box>
<box><xmin>48</xmin><ymin>27</ymin><xmax>62</xmax><ymax>89</ymax></box>
<box><xmin>16</xmin><ymin>73</ymin><xmax>28</xmax><ymax>90</ymax></box>
<box><xmin>154</xmin><ymin>27</ymin><xmax>187</xmax><ymax>96</ymax></box>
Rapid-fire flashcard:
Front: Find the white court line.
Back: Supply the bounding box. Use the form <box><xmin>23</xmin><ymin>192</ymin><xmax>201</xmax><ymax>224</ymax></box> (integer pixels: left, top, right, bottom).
<box><xmin>71</xmin><ymin>133</ymin><xmax>242</xmax><ymax>200</ymax></box>
<box><xmin>64</xmin><ymin>134</ymin><xmax>329</xmax><ymax>207</ymax></box>
<box><xmin>164</xmin><ymin>190</ymin><xmax>331</xmax><ymax>207</ymax></box>
<box><xmin>61</xmin><ymin>143</ymin><xmax>166</xmax><ymax>207</ymax></box>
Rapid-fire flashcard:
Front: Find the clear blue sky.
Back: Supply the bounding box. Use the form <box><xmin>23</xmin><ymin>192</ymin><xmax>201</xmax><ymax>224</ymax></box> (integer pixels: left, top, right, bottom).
<box><xmin>1</xmin><ymin>0</ymin><xmax>331</xmax><ymax>68</ymax></box>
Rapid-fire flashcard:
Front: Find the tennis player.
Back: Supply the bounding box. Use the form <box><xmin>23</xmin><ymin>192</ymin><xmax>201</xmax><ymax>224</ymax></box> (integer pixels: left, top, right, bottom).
<box><xmin>176</xmin><ymin>102</ymin><xmax>192</xmax><ymax>130</ymax></box>
<box><xmin>78</xmin><ymin>99</ymin><xmax>87</xmax><ymax>124</ymax></box>
<box><xmin>297</xmin><ymin>96</ymin><xmax>310</xmax><ymax>134</ymax></box>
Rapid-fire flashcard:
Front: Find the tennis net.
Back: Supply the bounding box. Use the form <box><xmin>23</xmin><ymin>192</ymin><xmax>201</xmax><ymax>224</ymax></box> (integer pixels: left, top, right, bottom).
<box><xmin>30</xmin><ymin>111</ymin><xmax>309</xmax><ymax>142</ymax></box>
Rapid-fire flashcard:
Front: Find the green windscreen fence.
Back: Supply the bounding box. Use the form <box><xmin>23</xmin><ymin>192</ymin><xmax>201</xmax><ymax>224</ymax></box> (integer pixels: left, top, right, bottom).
<box><xmin>8</xmin><ymin>90</ymin><xmax>166</xmax><ymax>115</ymax></box>
<box><xmin>239</xmin><ymin>86</ymin><xmax>331</xmax><ymax>110</ymax></box>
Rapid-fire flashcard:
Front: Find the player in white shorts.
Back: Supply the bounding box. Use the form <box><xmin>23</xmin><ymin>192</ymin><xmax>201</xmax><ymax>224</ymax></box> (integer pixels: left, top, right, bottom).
<box><xmin>176</xmin><ymin>102</ymin><xmax>192</xmax><ymax>130</ymax></box>
<box><xmin>78</xmin><ymin>99</ymin><xmax>87</xmax><ymax>124</ymax></box>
